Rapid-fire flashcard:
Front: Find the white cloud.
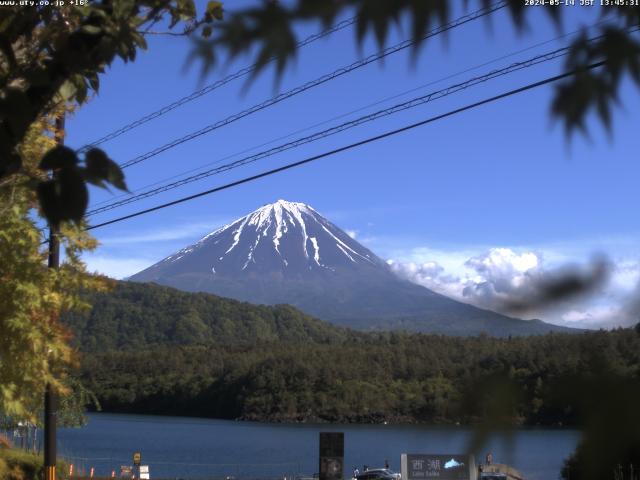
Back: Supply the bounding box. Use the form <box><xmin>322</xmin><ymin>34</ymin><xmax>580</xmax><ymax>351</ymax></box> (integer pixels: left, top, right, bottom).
<box><xmin>561</xmin><ymin>305</ymin><xmax>622</xmax><ymax>325</ymax></box>
<box><xmin>390</xmin><ymin>260</ymin><xmax>463</xmax><ymax>299</ymax></box>
<box><xmin>462</xmin><ymin>248</ymin><xmax>541</xmax><ymax>301</ymax></box>
<box><xmin>610</xmin><ymin>259</ymin><xmax>640</xmax><ymax>291</ymax></box>
<box><xmin>390</xmin><ymin>246</ymin><xmax>639</xmax><ymax>329</ymax></box>
<box><xmin>345</xmin><ymin>229</ymin><xmax>358</xmax><ymax>239</ymax></box>
<box><xmin>392</xmin><ymin>248</ymin><xmax>545</xmax><ymax>312</ymax></box>
<box><xmin>395</xmin><ymin>246</ymin><xmax>479</xmax><ymax>275</ymax></box>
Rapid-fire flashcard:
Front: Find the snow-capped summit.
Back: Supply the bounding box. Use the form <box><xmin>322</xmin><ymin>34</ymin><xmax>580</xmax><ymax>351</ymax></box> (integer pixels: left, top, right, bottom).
<box><xmin>130</xmin><ymin>200</ymin><xmax>574</xmax><ymax>336</ymax></box>
<box><xmin>141</xmin><ymin>199</ymin><xmax>386</xmax><ymax>278</ymax></box>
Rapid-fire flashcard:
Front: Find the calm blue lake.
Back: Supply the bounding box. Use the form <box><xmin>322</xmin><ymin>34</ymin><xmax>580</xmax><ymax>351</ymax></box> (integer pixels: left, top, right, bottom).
<box><xmin>57</xmin><ymin>413</ymin><xmax>580</xmax><ymax>480</ymax></box>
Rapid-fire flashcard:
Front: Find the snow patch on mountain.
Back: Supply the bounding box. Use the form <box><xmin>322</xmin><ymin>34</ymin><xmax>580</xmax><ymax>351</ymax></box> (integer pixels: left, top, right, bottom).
<box><xmin>310</xmin><ymin>237</ymin><xmax>322</xmax><ymax>266</ymax></box>
<box><xmin>141</xmin><ymin>199</ymin><xmax>387</xmax><ymax>279</ymax></box>
<box><xmin>226</xmin><ymin>217</ymin><xmax>249</xmax><ymax>254</ymax></box>
<box><xmin>320</xmin><ymin>224</ymin><xmax>373</xmax><ymax>264</ymax></box>
<box><xmin>206</xmin><ymin>200</ymin><xmax>374</xmax><ymax>269</ymax></box>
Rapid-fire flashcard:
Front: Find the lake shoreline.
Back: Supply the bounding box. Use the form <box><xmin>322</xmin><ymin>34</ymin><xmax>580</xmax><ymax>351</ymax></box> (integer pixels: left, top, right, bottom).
<box><xmin>58</xmin><ymin>412</ymin><xmax>580</xmax><ymax>480</ymax></box>
<box><xmin>87</xmin><ymin>409</ymin><xmax>577</xmax><ymax>430</ymax></box>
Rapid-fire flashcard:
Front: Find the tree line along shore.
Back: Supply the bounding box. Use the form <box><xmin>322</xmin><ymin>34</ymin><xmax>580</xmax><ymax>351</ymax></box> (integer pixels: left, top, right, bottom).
<box><xmin>67</xmin><ymin>282</ymin><xmax>640</xmax><ymax>426</ymax></box>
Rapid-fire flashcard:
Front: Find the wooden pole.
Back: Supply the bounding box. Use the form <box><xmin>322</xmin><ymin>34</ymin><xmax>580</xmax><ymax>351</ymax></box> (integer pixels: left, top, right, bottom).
<box><xmin>44</xmin><ymin>113</ymin><xmax>64</xmax><ymax>480</ymax></box>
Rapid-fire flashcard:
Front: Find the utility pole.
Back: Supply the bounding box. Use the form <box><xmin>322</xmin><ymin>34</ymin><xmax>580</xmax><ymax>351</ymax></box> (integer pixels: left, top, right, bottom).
<box><xmin>44</xmin><ymin>113</ymin><xmax>64</xmax><ymax>480</ymax></box>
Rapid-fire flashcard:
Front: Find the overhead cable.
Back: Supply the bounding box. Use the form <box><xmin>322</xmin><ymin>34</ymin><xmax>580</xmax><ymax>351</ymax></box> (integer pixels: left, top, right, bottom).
<box><xmin>87</xmin><ymin>19</ymin><xmax>613</xmax><ymax>212</ymax></box>
<box><xmin>77</xmin><ymin>16</ymin><xmax>360</xmax><ymax>152</ymax></box>
<box><xmin>86</xmin><ymin>45</ymin><xmax>573</xmax><ymax>217</ymax></box>
<box><xmin>117</xmin><ymin>2</ymin><xmax>507</xmax><ymax>170</ymax></box>
<box><xmin>83</xmin><ymin>61</ymin><xmax>605</xmax><ymax>233</ymax></box>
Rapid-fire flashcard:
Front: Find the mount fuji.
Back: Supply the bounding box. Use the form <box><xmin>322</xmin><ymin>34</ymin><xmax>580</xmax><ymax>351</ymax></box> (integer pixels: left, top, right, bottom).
<box><xmin>130</xmin><ymin>200</ymin><xmax>574</xmax><ymax>336</ymax></box>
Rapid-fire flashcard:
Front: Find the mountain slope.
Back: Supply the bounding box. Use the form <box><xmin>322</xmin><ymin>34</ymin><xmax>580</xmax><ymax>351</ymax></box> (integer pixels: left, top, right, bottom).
<box><xmin>63</xmin><ymin>281</ymin><xmax>353</xmax><ymax>352</ymax></box>
<box><xmin>130</xmin><ymin>200</ymin><xmax>576</xmax><ymax>336</ymax></box>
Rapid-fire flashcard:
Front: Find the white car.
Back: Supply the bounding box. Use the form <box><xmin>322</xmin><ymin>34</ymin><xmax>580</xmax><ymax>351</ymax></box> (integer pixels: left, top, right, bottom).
<box><xmin>355</xmin><ymin>469</ymin><xmax>401</xmax><ymax>480</ymax></box>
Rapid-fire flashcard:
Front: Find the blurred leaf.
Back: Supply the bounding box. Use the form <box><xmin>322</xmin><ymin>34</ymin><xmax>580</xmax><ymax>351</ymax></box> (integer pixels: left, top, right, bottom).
<box><xmin>202</xmin><ymin>25</ymin><xmax>213</xmax><ymax>39</ymax></box>
<box><xmin>205</xmin><ymin>1</ymin><xmax>223</xmax><ymax>22</ymax></box>
<box><xmin>0</xmin><ymin>151</ymin><xmax>22</xmax><ymax>179</ymax></box>
<box><xmin>80</xmin><ymin>24</ymin><xmax>103</xmax><ymax>35</ymax></box>
<box><xmin>130</xmin><ymin>29</ymin><xmax>147</xmax><ymax>50</ymax></box>
<box><xmin>559</xmin><ymin>376</ymin><xmax>640</xmax><ymax>480</ymax></box>
<box><xmin>86</xmin><ymin>71</ymin><xmax>100</xmax><ymax>91</ymax></box>
<box><xmin>0</xmin><ymin>89</ymin><xmax>34</xmax><ymax>139</ymax></box>
<box><xmin>84</xmin><ymin>148</ymin><xmax>128</xmax><ymax>191</ymax></box>
<box><xmin>355</xmin><ymin>0</ymin><xmax>404</xmax><ymax>48</ymax></box>
<box><xmin>184</xmin><ymin>37</ymin><xmax>217</xmax><ymax>80</ymax></box>
<box><xmin>37</xmin><ymin>166</ymin><xmax>88</xmax><ymax>225</ymax></box>
<box><xmin>38</xmin><ymin>146</ymin><xmax>78</xmax><ymax>171</ymax></box>
<box><xmin>552</xmin><ymin>25</ymin><xmax>640</xmax><ymax>136</ymax></box>
<box><xmin>58</xmin><ymin>167</ymin><xmax>89</xmax><ymax>223</ymax></box>
<box><xmin>409</xmin><ymin>1</ymin><xmax>448</xmax><ymax>54</ymax></box>
<box><xmin>113</xmin><ymin>0</ymin><xmax>136</xmax><ymax>20</ymax></box>
<box><xmin>177</xmin><ymin>0</ymin><xmax>196</xmax><ymax>21</ymax></box>
<box><xmin>37</xmin><ymin>179</ymin><xmax>61</xmax><ymax>225</ymax></box>
<box><xmin>463</xmin><ymin>372</ymin><xmax>524</xmax><ymax>453</ymax></box>
<box><xmin>500</xmin><ymin>0</ymin><xmax>527</xmax><ymax>29</ymax></box>
<box><xmin>500</xmin><ymin>256</ymin><xmax>610</xmax><ymax>314</ymax></box>
<box><xmin>58</xmin><ymin>80</ymin><xmax>78</xmax><ymax>103</ymax></box>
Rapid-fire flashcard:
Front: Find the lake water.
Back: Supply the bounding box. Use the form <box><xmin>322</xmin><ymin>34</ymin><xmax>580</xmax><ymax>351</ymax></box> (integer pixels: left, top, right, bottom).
<box><xmin>57</xmin><ymin>413</ymin><xmax>580</xmax><ymax>480</ymax></box>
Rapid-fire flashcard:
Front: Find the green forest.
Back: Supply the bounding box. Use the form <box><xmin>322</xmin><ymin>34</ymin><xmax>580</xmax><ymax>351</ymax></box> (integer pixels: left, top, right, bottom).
<box><xmin>67</xmin><ymin>282</ymin><xmax>640</xmax><ymax>427</ymax></box>
<box><xmin>63</xmin><ymin>282</ymin><xmax>353</xmax><ymax>351</ymax></box>
<box><xmin>79</xmin><ymin>329</ymin><xmax>640</xmax><ymax>425</ymax></box>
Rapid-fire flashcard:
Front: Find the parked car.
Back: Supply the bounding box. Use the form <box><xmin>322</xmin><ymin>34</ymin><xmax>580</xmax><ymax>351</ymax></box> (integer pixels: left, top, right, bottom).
<box><xmin>356</xmin><ymin>469</ymin><xmax>401</xmax><ymax>480</ymax></box>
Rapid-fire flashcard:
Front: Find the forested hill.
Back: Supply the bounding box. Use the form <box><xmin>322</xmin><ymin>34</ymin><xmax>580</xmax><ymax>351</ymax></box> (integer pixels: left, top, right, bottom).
<box><xmin>66</xmin><ymin>281</ymin><xmax>640</xmax><ymax>426</ymax></box>
<box><xmin>63</xmin><ymin>281</ymin><xmax>354</xmax><ymax>352</ymax></box>
<box><xmin>80</xmin><ymin>328</ymin><xmax>640</xmax><ymax>425</ymax></box>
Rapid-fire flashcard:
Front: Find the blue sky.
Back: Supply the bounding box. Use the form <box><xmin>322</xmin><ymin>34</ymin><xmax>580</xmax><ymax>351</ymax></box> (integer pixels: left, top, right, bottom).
<box><xmin>68</xmin><ymin>2</ymin><xmax>640</xmax><ymax>329</ymax></box>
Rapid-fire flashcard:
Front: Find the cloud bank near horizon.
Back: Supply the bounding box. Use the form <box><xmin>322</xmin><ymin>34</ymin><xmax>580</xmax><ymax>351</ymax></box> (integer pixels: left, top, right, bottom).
<box><xmin>389</xmin><ymin>247</ymin><xmax>639</xmax><ymax>329</ymax></box>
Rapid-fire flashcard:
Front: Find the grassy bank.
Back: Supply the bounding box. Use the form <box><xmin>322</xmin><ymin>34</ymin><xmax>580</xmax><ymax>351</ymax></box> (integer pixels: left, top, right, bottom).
<box><xmin>0</xmin><ymin>445</ymin><xmax>68</xmax><ymax>480</ymax></box>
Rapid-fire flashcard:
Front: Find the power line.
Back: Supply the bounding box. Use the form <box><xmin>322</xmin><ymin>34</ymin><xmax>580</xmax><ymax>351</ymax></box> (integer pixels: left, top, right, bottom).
<box><xmin>86</xmin><ymin>20</ymin><xmax>611</xmax><ymax>212</ymax></box>
<box><xmin>76</xmin><ymin>16</ymin><xmax>359</xmax><ymax>152</ymax></box>
<box><xmin>84</xmin><ymin>61</ymin><xmax>605</xmax><ymax>233</ymax></box>
<box><xmin>117</xmin><ymin>2</ymin><xmax>507</xmax><ymax>170</ymax></box>
<box><xmin>86</xmin><ymin>45</ymin><xmax>573</xmax><ymax>217</ymax></box>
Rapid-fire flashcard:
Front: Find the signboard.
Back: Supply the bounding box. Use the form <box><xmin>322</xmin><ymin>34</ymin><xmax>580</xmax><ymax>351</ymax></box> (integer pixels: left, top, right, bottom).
<box><xmin>139</xmin><ymin>465</ymin><xmax>150</xmax><ymax>479</ymax></box>
<box><xmin>120</xmin><ymin>466</ymin><xmax>133</xmax><ymax>478</ymax></box>
<box><xmin>319</xmin><ymin>432</ymin><xmax>344</xmax><ymax>480</ymax></box>
<box><xmin>133</xmin><ymin>452</ymin><xmax>141</xmax><ymax>466</ymax></box>
<box><xmin>401</xmin><ymin>454</ymin><xmax>476</xmax><ymax>480</ymax></box>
